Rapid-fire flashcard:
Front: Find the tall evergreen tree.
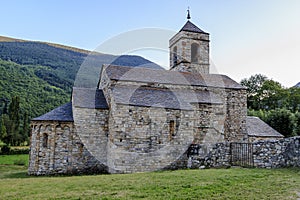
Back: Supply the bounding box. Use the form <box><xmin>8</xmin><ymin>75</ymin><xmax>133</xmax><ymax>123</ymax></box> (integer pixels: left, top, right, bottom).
<box><xmin>6</xmin><ymin>96</ymin><xmax>21</xmax><ymax>145</ymax></box>
<box><xmin>3</xmin><ymin>100</ymin><xmax>8</xmax><ymax>115</ymax></box>
<box><xmin>0</xmin><ymin>116</ymin><xmax>7</xmax><ymax>141</ymax></box>
<box><xmin>21</xmin><ymin>112</ymin><xmax>29</xmax><ymax>144</ymax></box>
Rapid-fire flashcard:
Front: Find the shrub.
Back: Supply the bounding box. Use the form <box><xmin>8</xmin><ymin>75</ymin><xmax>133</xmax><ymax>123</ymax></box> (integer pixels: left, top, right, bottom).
<box><xmin>0</xmin><ymin>146</ymin><xmax>29</xmax><ymax>155</ymax></box>
<box><xmin>9</xmin><ymin>146</ymin><xmax>30</xmax><ymax>155</ymax></box>
<box><xmin>265</xmin><ymin>108</ymin><xmax>295</xmax><ymax>137</ymax></box>
<box><xmin>1</xmin><ymin>145</ymin><xmax>10</xmax><ymax>154</ymax></box>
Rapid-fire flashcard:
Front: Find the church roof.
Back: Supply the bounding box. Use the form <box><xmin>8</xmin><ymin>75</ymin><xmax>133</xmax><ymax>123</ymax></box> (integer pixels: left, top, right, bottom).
<box><xmin>247</xmin><ymin>116</ymin><xmax>284</xmax><ymax>138</ymax></box>
<box><xmin>180</xmin><ymin>20</ymin><xmax>208</xmax><ymax>34</ymax></box>
<box><xmin>72</xmin><ymin>87</ymin><xmax>108</xmax><ymax>109</ymax></box>
<box><xmin>104</xmin><ymin>65</ymin><xmax>244</xmax><ymax>90</ymax></box>
<box><xmin>112</xmin><ymin>85</ymin><xmax>223</xmax><ymax>110</ymax></box>
<box><xmin>32</xmin><ymin>88</ymin><xmax>108</xmax><ymax>121</ymax></box>
<box><xmin>32</xmin><ymin>102</ymin><xmax>73</xmax><ymax>122</ymax></box>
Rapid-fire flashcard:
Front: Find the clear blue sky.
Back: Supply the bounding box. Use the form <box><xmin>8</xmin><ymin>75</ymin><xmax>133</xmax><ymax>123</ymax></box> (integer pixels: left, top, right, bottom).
<box><xmin>1</xmin><ymin>0</ymin><xmax>300</xmax><ymax>87</ymax></box>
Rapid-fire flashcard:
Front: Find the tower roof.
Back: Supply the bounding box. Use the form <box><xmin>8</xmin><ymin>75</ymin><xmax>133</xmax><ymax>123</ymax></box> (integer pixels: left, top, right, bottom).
<box><xmin>180</xmin><ymin>20</ymin><xmax>208</xmax><ymax>34</ymax></box>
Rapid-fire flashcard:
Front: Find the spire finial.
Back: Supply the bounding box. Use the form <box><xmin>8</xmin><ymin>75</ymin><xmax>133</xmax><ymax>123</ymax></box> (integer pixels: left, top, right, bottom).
<box><xmin>187</xmin><ymin>7</ymin><xmax>191</xmax><ymax>20</ymax></box>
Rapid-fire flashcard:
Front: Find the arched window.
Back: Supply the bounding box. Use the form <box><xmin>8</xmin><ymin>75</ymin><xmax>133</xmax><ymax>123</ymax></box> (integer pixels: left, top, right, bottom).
<box><xmin>42</xmin><ymin>133</ymin><xmax>48</xmax><ymax>148</ymax></box>
<box><xmin>173</xmin><ymin>46</ymin><xmax>177</xmax><ymax>66</ymax></box>
<box><xmin>191</xmin><ymin>43</ymin><xmax>200</xmax><ymax>63</ymax></box>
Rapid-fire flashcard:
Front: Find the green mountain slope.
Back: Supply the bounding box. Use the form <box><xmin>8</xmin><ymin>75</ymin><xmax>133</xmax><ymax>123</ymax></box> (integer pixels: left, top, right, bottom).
<box><xmin>0</xmin><ymin>40</ymin><xmax>162</xmax><ymax>89</ymax></box>
<box><xmin>0</xmin><ymin>59</ymin><xmax>70</xmax><ymax>119</ymax></box>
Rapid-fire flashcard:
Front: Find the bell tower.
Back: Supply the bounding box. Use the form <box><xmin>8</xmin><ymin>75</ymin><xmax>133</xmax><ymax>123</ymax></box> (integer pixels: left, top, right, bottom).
<box><xmin>169</xmin><ymin>10</ymin><xmax>210</xmax><ymax>74</ymax></box>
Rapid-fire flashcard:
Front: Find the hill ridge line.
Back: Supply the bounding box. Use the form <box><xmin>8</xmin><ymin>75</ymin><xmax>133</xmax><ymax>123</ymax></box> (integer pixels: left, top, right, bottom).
<box><xmin>0</xmin><ymin>35</ymin><xmax>95</xmax><ymax>55</ymax></box>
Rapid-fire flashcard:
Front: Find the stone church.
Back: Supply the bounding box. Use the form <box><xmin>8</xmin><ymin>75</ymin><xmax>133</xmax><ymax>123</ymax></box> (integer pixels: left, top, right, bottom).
<box><xmin>29</xmin><ymin>18</ymin><xmax>283</xmax><ymax>175</ymax></box>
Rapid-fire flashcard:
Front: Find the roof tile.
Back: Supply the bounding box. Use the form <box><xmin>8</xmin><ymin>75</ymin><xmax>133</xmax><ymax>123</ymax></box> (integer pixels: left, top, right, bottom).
<box><xmin>32</xmin><ymin>102</ymin><xmax>73</xmax><ymax>122</ymax></box>
<box><xmin>105</xmin><ymin>65</ymin><xmax>244</xmax><ymax>89</ymax></box>
<box><xmin>112</xmin><ymin>85</ymin><xmax>222</xmax><ymax>110</ymax></box>
<box><xmin>180</xmin><ymin>21</ymin><xmax>208</xmax><ymax>34</ymax></box>
<box><xmin>73</xmin><ymin>87</ymin><xmax>108</xmax><ymax>109</ymax></box>
<box><xmin>247</xmin><ymin>116</ymin><xmax>284</xmax><ymax>138</ymax></box>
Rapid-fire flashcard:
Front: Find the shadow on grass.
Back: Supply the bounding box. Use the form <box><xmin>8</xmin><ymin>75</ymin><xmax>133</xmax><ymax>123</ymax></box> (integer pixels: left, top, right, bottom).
<box><xmin>4</xmin><ymin>171</ymin><xmax>30</xmax><ymax>179</ymax></box>
<box><xmin>0</xmin><ymin>165</ymin><xmax>31</xmax><ymax>179</ymax></box>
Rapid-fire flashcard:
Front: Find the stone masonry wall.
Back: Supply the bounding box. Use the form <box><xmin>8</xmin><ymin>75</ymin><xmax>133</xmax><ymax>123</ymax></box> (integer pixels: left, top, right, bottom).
<box><xmin>101</xmin><ymin>75</ymin><xmax>248</xmax><ymax>143</ymax></box>
<box><xmin>187</xmin><ymin>143</ymin><xmax>231</xmax><ymax>169</ymax></box>
<box><xmin>224</xmin><ymin>89</ymin><xmax>248</xmax><ymax>142</ymax></box>
<box><xmin>187</xmin><ymin>137</ymin><xmax>300</xmax><ymax>169</ymax></box>
<box><xmin>98</xmin><ymin>72</ymin><xmax>248</xmax><ymax>173</ymax></box>
<box><xmin>253</xmin><ymin>136</ymin><xmax>300</xmax><ymax>168</ymax></box>
<box><xmin>72</xmin><ymin>107</ymin><xmax>109</xmax><ymax>167</ymax></box>
<box><xmin>169</xmin><ymin>31</ymin><xmax>209</xmax><ymax>74</ymax></box>
<box><xmin>29</xmin><ymin>121</ymin><xmax>107</xmax><ymax>175</ymax></box>
<box><xmin>107</xmin><ymin>104</ymin><xmax>195</xmax><ymax>173</ymax></box>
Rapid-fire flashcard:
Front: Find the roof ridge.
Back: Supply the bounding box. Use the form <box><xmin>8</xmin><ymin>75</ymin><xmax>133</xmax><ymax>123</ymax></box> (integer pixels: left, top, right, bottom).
<box><xmin>105</xmin><ymin>65</ymin><xmax>244</xmax><ymax>89</ymax></box>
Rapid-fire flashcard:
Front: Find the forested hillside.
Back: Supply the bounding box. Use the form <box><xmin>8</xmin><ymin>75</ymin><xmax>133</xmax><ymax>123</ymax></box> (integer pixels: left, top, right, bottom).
<box><xmin>0</xmin><ymin>59</ymin><xmax>70</xmax><ymax>117</ymax></box>
<box><xmin>0</xmin><ymin>37</ymin><xmax>162</xmax><ymax>146</ymax></box>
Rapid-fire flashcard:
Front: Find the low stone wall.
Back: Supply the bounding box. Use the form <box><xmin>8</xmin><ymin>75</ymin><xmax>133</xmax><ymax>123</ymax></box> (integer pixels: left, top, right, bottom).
<box><xmin>253</xmin><ymin>136</ymin><xmax>300</xmax><ymax>168</ymax></box>
<box><xmin>188</xmin><ymin>137</ymin><xmax>300</xmax><ymax>169</ymax></box>
<box><xmin>187</xmin><ymin>143</ymin><xmax>231</xmax><ymax>169</ymax></box>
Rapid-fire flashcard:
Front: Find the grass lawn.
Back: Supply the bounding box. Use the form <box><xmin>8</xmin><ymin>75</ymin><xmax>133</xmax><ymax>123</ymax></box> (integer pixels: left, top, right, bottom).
<box><xmin>0</xmin><ymin>154</ymin><xmax>29</xmax><ymax>179</ymax></box>
<box><xmin>0</xmin><ymin>154</ymin><xmax>29</xmax><ymax>166</ymax></box>
<box><xmin>0</xmin><ymin>155</ymin><xmax>299</xmax><ymax>199</ymax></box>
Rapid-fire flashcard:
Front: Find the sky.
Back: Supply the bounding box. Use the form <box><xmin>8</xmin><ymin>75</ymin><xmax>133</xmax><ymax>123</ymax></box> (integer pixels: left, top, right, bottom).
<box><xmin>1</xmin><ymin>0</ymin><xmax>300</xmax><ymax>87</ymax></box>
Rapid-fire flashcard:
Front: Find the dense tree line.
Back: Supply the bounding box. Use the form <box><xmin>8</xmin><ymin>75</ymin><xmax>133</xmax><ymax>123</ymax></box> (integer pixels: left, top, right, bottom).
<box><xmin>241</xmin><ymin>74</ymin><xmax>300</xmax><ymax>137</ymax></box>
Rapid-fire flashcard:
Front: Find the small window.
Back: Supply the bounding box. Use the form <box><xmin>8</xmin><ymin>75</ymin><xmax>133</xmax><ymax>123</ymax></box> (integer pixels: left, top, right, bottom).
<box><xmin>43</xmin><ymin>133</ymin><xmax>48</xmax><ymax>148</ymax></box>
<box><xmin>191</xmin><ymin>43</ymin><xmax>200</xmax><ymax>63</ymax></box>
<box><xmin>173</xmin><ymin>46</ymin><xmax>177</xmax><ymax>66</ymax></box>
<box><xmin>169</xmin><ymin>120</ymin><xmax>175</xmax><ymax>140</ymax></box>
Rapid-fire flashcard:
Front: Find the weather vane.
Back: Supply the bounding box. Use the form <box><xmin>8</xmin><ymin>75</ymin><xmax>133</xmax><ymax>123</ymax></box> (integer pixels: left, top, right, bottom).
<box><xmin>187</xmin><ymin>7</ymin><xmax>191</xmax><ymax>20</ymax></box>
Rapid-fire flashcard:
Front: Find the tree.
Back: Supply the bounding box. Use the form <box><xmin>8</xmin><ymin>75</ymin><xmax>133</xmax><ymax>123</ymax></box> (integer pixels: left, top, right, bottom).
<box><xmin>241</xmin><ymin>74</ymin><xmax>300</xmax><ymax>137</ymax></box>
<box><xmin>294</xmin><ymin>112</ymin><xmax>300</xmax><ymax>136</ymax></box>
<box><xmin>0</xmin><ymin>116</ymin><xmax>7</xmax><ymax>141</ymax></box>
<box><xmin>0</xmin><ymin>98</ymin><xmax>9</xmax><ymax>115</ymax></box>
<box><xmin>287</xmin><ymin>87</ymin><xmax>300</xmax><ymax>112</ymax></box>
<box><xmin>265</xmin><ymin>109</ymin><xmax>295</xmax><ymax>137</ymax></box>
<box><xmin>3</xmin><ymin>96</ymin><xmax>22</xmax><ymax>146</ymax></box>
<box><xmin>3</xmin><ymin>101</ymin><xmax>8</xmax><ymax>115</ymax></box>
<box><xmin>260</xmin><ymin>80</ymin><xmax>288</xmax><ymax>110</ymax></box>
<box><xmin>248</xmin><ymin>109</ymin><xmax>269</xmax><ymax>122</ymax></box>
<box><xmin>21</xmin><ymin>112</ymin><xmax>29</xmax><ymax>144</ymax></box>
<box><xmin>240</xmin><ymin>74</ymin><xmax>267</xmax><ymax>109</ymax></box>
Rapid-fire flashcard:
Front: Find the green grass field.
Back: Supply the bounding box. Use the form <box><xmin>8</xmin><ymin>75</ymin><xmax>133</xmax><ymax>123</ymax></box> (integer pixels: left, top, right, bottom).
<box><xmin>0</xmin><ymin>154</ymin><xmax>29</xmax><ymax>166</ymax></box>
<box><xmin>0</xmin><ymin>155</ymin><xmax>299</xmax><ymax>199</ymax></box>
